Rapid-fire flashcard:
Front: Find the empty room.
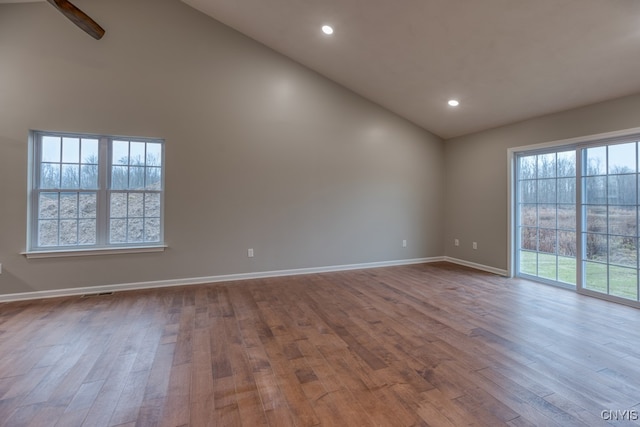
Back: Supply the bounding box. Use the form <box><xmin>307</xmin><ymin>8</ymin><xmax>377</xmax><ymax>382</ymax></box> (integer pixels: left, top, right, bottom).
<box><xmin>1</xmin><ymin>0</ymin><xmax>640</xmax><ymax>425</ymax></box>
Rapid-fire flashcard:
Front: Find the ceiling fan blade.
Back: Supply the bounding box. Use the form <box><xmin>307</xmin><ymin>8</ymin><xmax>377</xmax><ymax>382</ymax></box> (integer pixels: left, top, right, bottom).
<box><xmin>46</xmin><ymin>0</ymin><xmax>105</xmax><ymax>40</ymax></box>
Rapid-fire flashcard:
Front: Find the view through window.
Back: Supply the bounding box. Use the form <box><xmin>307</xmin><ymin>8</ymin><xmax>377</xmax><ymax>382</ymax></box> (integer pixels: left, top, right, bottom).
<box><xmin>29</xmin><ymin>131</ymin><xmax>164</xmax><ymax>252</ymax></box>
<box><xmin>515</xmin><ymin>137</ymin><xmax>640</xmax><ymax>305</ymax></box>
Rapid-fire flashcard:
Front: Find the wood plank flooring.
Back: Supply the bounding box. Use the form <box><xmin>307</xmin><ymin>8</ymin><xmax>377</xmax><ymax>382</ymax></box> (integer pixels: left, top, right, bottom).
<box><xmin>1</xmin><ymin>262</ymin><xmax>640</xmax><ymax>426</ymax></box>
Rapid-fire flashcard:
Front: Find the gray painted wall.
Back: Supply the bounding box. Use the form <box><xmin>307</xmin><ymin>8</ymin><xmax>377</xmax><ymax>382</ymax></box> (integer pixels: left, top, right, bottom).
<box><xmin>444</xmin><ymin>93</ymin><xmax>640</xmax><ymax>271</ymax></box>
<box><xmin>0</xmin><ymin>0</ymin><xmax>444</xmax><ymax>295</ymax></box>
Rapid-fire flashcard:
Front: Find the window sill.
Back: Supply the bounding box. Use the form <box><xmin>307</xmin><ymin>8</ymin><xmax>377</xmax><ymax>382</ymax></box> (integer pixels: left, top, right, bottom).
<box><xmin>22</xmin><ymin>244</ymin><xmax>167</xmax><ymax>259</ymax></box>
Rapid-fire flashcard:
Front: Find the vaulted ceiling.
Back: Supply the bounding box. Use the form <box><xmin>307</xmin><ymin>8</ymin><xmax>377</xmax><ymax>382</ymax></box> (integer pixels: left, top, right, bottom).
<box><xmin>5</xmin><ymin>0</ymin><xmax>640</xmax><ymax>138</ymax></box>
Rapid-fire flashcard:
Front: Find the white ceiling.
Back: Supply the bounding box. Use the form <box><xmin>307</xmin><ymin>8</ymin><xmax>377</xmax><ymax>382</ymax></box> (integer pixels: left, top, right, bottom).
<box><xmin>5</xmin><ymin>0</ymin><xmax>640</xmax><ymax>138</ymax></box>
<box><xmin>181</xmin><ymin>0</ymin><xmax>640</xmax><ymax>139</ymax></box>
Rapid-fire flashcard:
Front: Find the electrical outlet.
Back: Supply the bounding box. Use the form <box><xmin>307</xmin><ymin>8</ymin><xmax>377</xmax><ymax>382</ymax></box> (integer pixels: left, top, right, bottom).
<box><xmin>402</xmin><ymin>239</ymin><xmax>407</xmax><ymax>248</ymax></box>
<box><xmin>248</xmin><ymin>248</ymin><xmax>254</xmax><ymax>258</ymax></box>
<box><xmin>454</xmin><ymin>239</ymin><xmax>459</xmax><ymax>247</ymax></box>
<box><xmin>473</xmin><ymin>242</ymin><xmax>478</xmax><ymax>250</ymax></box>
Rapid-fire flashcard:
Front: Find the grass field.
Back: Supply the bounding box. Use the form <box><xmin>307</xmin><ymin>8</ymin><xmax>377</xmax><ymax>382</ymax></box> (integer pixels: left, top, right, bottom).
<box><xmin>519</xmin><ymin>250</ymin><xmax>639</xmax><ymax>300</ymax></box>
<box><xmin>519</xmin><ymin>251</ymin><xmax>576</xmax><ymax>285</ymax></box>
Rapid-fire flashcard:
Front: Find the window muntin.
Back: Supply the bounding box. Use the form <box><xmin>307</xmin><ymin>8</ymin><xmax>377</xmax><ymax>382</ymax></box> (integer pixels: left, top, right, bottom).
<box><xmin>29</xmin><ymin>131</ymin><xmax>164</xmax><ymax>252</ymax></box>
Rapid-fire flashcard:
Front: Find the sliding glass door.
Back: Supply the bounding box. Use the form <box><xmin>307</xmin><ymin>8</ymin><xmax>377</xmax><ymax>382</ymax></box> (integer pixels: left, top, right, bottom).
<box><xmin>515</xmin><ymin>137</ymin><xmax>640</xmax><ymax>306</ymax></box>
<box><xmin>516</xmin><ymin>150</ymin><xmax>576</xmax><ymax>287</ymax></box>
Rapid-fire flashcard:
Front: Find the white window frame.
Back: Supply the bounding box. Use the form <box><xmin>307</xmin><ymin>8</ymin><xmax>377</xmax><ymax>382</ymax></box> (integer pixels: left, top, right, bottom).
<box><xmin>24</xmin><ymin>130</ymin><xmax>166</xmax><ymax>258</ymax></box>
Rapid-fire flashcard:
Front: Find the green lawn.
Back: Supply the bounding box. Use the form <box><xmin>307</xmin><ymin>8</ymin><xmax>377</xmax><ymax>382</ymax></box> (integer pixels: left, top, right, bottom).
<box><xmin>585</xmin><ymin>262</ymin><xmax>638</xmax><ymax>300</ymax></box>
<box><xmin>519</xmin><ymin>251</ymin><xmax>639</xmax><ymax>300</ymax></box>
<box><xmin>519</xmin><ymin>251</ymin><xmax>576</xmax><ymax>285</ymax></box>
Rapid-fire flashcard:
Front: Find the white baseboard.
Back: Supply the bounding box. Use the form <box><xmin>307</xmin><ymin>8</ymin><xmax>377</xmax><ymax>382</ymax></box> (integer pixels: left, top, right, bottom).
<box><xmin>0</xmin><ymin>256</ymin><xmax>446</xmax><ymax>303</ymax></box>
<box><xmin>443</xmin><ymin>256</ymin><xmax>508</xmax><ymax>277</ymax></box>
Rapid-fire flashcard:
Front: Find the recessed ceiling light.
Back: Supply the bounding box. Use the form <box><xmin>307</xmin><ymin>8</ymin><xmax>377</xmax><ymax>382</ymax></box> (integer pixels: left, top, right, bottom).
<box><xmin>322</xmin><ymin>25</ymin><xmax>334</xmax><ymax>35</ymax></box>
<box><xmin>448</xmin><ymin>99</ymin><xmax>460</xmax><ymax>107</ymax></box>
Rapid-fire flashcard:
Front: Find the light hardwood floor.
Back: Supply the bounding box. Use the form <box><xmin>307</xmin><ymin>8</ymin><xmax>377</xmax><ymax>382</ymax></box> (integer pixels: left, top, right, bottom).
<box><xmin>1</xmin><ymin>262</ymin><xmax>640</xmax><ymax>426</ymax></box>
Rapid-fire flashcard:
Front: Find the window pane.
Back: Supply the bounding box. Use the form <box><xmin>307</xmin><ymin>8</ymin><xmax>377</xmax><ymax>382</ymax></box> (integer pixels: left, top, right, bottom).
<box><xmin>538</xmin><ymin>153</ymin><xmax>556</xmax><ymax>178</ymax></box>
<box><xmin>42</xmin><ymin>136</ymin><xmax>61</xmax><ymax>162</ymax></box>
<box><xmin>609</xmin><ymin>236</ymin><xmax>636</xmax><ymax>268</ymax></box>
<box><xmin>112</xmin><ymin>166</ymin><xmax>128</xmax><ymax>189</ymax></box>
<box><xmin>609</xmin><ymin>206</ymin><xmax>636</xmax><ymax>236</ymax></box>
<box><xmin>539</xmin><ymin>229</ymin><xmax>556</xmax><ymax>254</ymax></box>
<box><xmin>557</xmin><ymin>178</ymin><xmax>575</xmax><ymax>204</ymax></box>
<box><xmin>130</xmin><ymin>142</ymin><xmax>145</xmax><ymax>166</ymax></box>
<box><xmin>60</xmin><ymin>193</ymin><xmax>78</xmax><ymax>219</ymax></box>
<box><xmin>607</xmin><ymin>175</ymin><xmax>636</xmax><ymax>205</ymax></box>
<box><xmin>557</xmin><ymin>151</ymin><xmax>575</xmax><ymax>177</ymax></box>
<box><xmin>537</xmin><ymin>179</ymin><xmax>556</xmax><ymax>203</ymax></box>
<box><xmin>81</xmin><ymin>139</ymin><xmax>99</xmax><ymax>164</ymax></box>
<box><xmin>61</xmin><ymin>164</ymin><xmax>79</xmax><ymax>189</ymax></box>
<box><xmin>110</xmin><ymin>219</ymin><xmax>126</xmax><ymax>243</ymax></box>
<box><xmin>584</xmin><ymin>176</ymin><xmax>606</xmax><ymax>204</ymax></box>
<box><xmin>558</xmin><ymin>256</ymin><xmax>576</xmax><ymax>285</ymax></box>
<box><xmin>586</xmin><ymin>206</ymin><xmax>607</xmax><ymax>233</ymax></box>
<box><xmin>145</xmin><ymin>167</ymin><xmax>162</xmax><ymax>190</ymax></box>
<box><xmin>538</xmin><ymin>253</ymin><xmax>557</xmax><ymax>280</ymax></box>
<box><xmin>113</xmin><ymin>140</ymin><xmax>129</xmax><ymax>165</ymax></box>
<box><xmin>609</xmin><ymin>265</ymin><xmax>638</xmax><ymax>300</ymax></box>
<box><xmin>80</xmin><ymin>165</ymin><xmax>98</xmax><ymax>189</ymax></box>
<box><xmin>110</xmin><ymin>193</ymin><xmax>127</xmax><ymax>217</ymax></box>
<box><xmin>586</xmin><ymin>146</ymin><xmax>606</xmax><ymax>175</ymax></box>
<box><xmin>520</xmin><ymin>204</ymin><xmax>536</xmax><ymax>226</ymax></box>
<box><xmin>584</xmin><ymin>262</ymin><xmax>607</xmax><ymax>293</ymax></box>
<box><xmin>558</xmin><ymin>204</ymin><xmax>575</xmax><ymax>230</ymax></box>
<box><xmin>519</xmin><ymin>181</ymin><xmax>536</xmax><ymax>203</ymax></box>
<box><xmin>147</xmin><ymin>143</ymin><xmax>162</xmax><ymax>166</ymax></box>
<box><xmin>62</xmin><ymin>137</ymin><xmax>80</xmax><ymax>163</ymax></box>
<box><xmin>519</xmin><ymin>251</ymin><xmax>537</xmax><ymax>275</ymax></box>
<box><xmin>59</xmin><ymin>220</ymin><xmax>78</xmax><ymax>245</ymax></box>
<box><xmin>38</xmin><ymin>220</ymin><xmax>58</xmax><ymax>246</ymax></box>
<box><xmin>145</xmin><ymin>193</ymin><xmax>161</xmax><ymax>217</ymax></box>
<box><xmin>128</xmin><ymin>193</ymin><xmax>144</xmax><ymax>217</ymax></box>
<box><xmin>79</xmin><ymin>219</ymin><xmax>96</xmax><ymax>245</ymax></box>
<box><xmin>520</xmin><ymin>227</ymin><xmax>537</xmax><ymax>251</ymax></box>
<box><xmin>128</xmin><ymin>219</ymin><xmax>144</xmax><ymax>243</ymax></box>
<box><xmin>145</xmin><ymin>218</ymin><xmax>160</xmax><ymax>242</ymax></box>
<box><xmin>40</xmin><ymin>163</ymin><xmax>60</xmax><ymax>188</ymax></box>
<box><xmin>608</xmin><ymin>143</ymin><xmax>636</xmax><ymax>174</ymax></box>
<box><xmin>79</xmin><ymin>193</ymin><xmax>97</xmax><ymax>219</ymax></box>
<box><xmin>558</xmin><ymin>231</ymin><xmax>576</xmax><ymax>257</ymax></box>
<box><xmin>538</xmin><ymin>205</ymin><xmax>556</xmax><ymax>228</ymax></box>
<box><xmin>129</xmin><ymin>167</ymin><xmax>145</xmax><ymax>190</ymax></box>
<box><xmin>585</xmin><ymin>233</ymin><xmax>607</xmax><ymax>262</ymax></box>
<box><xmin>39</xmin><ymin>193</ymin><xmax>59</xmax><ymax>219</ymax></box>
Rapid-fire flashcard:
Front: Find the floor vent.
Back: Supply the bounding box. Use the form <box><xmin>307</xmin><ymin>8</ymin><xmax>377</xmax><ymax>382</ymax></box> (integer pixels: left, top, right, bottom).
<box><xmin>81</xmin><ymin>292</ymin><xmax>114</xmax><ymax>298</ymax></box>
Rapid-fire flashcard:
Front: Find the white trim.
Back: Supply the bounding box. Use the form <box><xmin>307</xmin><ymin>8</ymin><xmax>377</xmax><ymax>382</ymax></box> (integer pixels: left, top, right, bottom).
<box><xmin>506</xmin><ymin>148</ymin><xmax>515</xmax><ymax>278</ymax></box>
<box><xmin>0</xmin><ymin>257</ymin><xmax>444</xmax><ymax>302</ymax></box>
<box><xmin>506</xmin><ymin>126</ymin><xmax>640</xmax><ymax>155</ymax></box>
<box><xmin>443</xmin><ymin>257</ymin><xmax>508</xmax><ymax>277</ymax></box>
<box><xmin>21</xmin><ymin>244</ymin><xmax>167</xmax><ymax>259</ymax></box>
